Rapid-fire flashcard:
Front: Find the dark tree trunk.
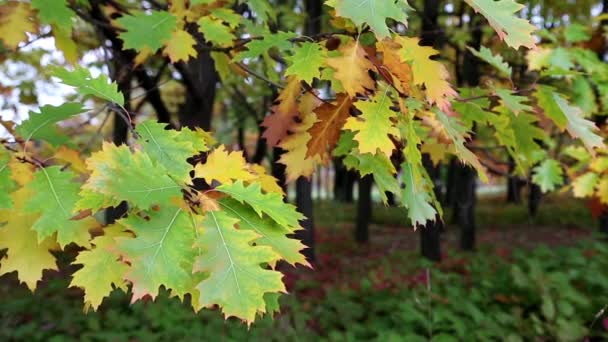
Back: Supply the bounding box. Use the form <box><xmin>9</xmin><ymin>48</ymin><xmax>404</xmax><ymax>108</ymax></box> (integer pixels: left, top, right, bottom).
<box><xmin>295</xmin><ymin>177</ymin><xmax>315</xmax><ymax>263</ymax></box>
<box><xmin>528</xmin><ymin>183</ymin><xmax>542</xmax><ymax>217</ymax></box>
<box><xmin>420</xmin><ymin>0</ymin><xmax>441</xmax><ymax>48</ymax></box>
<box><xmin>333</xmin><ymin>164</ymin><xmax>357</xmax><ymax>203</ymax></box>
<box><xmin>177</xmin><ymin>28</ymin><xmax>218</xmax><ymax>131</ymax></box>
<box><xmin>420</xmin><ymin>155</ymin><xmax>443</xmax><ymax>260</ymax></box>
<box><xmin>417</xmin><ymin>0</ymin><xmax>444</xmax><ymax>261</ymax></box>
<box><xmin>333</xmin><ymin>158</ymin><xmax>346</xmax><ymax>200</ymax></box>
<box><xmin>271</xmin><ymin>147</ymin><xmax>287</xmax><ymax>194</ymax></box>
<box><xmin>507</xmin><ymin>157</ymin><xmax>523</xmax><ymax>203</ymax></box>
<box><xmin>454</xmin><ymin>12</ymin><xmax>482</xmax><ymax>251</ymax></box>
<box><xmin>355</xmin><ymin>175</ymin><xmax>372</xmax><ymax>243</ymax></box>
<box><xmin>294</xmin><ymin>0</ymin><xmax>324</xmax><ymax>263</ymax></box>
<box><xmin>600</xmin><ymin>212</ymin><xmax>608</xmax><ymax>235</ymax></box>
<box><xmin>419</xmin><ymin>216</ymin><xmax>443</xmax><ymax>262</ymax></box>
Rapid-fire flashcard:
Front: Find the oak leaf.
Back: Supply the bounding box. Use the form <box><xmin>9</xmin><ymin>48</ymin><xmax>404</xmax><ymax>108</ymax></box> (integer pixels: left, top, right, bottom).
<box><xmin>325</xmin><ymin>40</ymin><xmax>375</xmax><ymax>98</ymax></box>
<box><xmin>306</xmin><ymin>94</ymin><xmax>353</xmax><ymax>158</ymax></box>
<box><xmin>261</xmin><ymin>76</ymin><xmax>302</xmax><ymax>147</ymax></box>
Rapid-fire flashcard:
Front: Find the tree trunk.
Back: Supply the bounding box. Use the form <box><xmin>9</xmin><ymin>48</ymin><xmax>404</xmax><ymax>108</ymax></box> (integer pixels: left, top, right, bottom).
<box><xmin>271</xmin><ymin>147</ymin><xmax>287</xmax><ymax>194</ymax></box>
<box><xmin>421</xmin><ymin>154</ymin><xmax>442</xmax><ymax>260</ymax></box>
<box><xmin>507</xmin><ymin>157</ymin><xmax>523</xmax><ymax>203</ymax></box>
<box><xmin>177</xmin><ymin>27</ymin><xmax>218</xmax><ymax>131</ymax></box>
<box><xmin>294</xmin><ymin>0</ymin><xmax>324</xmax><ymax>263</ymax></box>
<box><xmin>455</xmin><ymin>12</ymin><xmax>482</xmax><ymax>251</ymax></box>
<box><xmin>420</xmin><ymin>217</ymin><xmax>442</xmax><ymax>261</ymax></box>
<box><xmin>528</xmin><ymin>183</ymin><xmax>542</xmax><ymax>217</ymax></box>
<box><xmin>600</xmin><ymin>212</ymin><xmax>608</xmax><ymax>235</ymax></box>
<box><xmin>417</xmin><ymin>0</ymin><xmax>444</xmax><ymax>261</ymax></box>
<box><xmin>455</xmin><ymin>166</ymin><xmax>477</xmax><ymax>251</ymax></box>
<box><xmin>355</xmin><ymin>175</ymin><xmax>372</xmax><ymax>243</ymax></box>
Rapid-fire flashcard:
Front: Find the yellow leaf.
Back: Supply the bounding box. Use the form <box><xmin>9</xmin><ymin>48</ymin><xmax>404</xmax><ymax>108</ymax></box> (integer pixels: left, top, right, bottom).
<box><xmin>325</xmin><ymin>40</ymin><xmax>375</xmax><ymax>98</ymax></box>
<box><xmin>396</xmin><ymin>37</ymin><xmax>457</xmax><ymax>111</ymax></box>
<box><xmin>134</xmin><ymin>46</ymin><xmax>154</xmax><ymax>66</ymax></box>
<box><xmin>53</xmin><ymin>26</ymin><xmax>78</xmax><ymax>64</ymax></box>
<box><xmin>279</xmin><ymin>95</ymin><xmax>325</xmax><ymax>182</ymax></box>
<box><xmin>343</xmin><ymin>91</ymin><xmax>399</xmax><ymax>158</ymax></box>
<box><xmin>0</xmin><ymin>188</ymin><xmax>58</xmax><ymax>291</ymax></box>
<box><xmin>597</xmin><ymin>176</ymin><xmax>608</xmax><ymax>205</ymax></box>
<box><xmin>0</xmin><ymin>2</ymin><xmax>37</xmax><ymax>50</ymax></box>
<box><xmin>421</xmin><ymin>140</ymin><xmax>450</xmax><ymax>165</ymax></box>
<box><xmin>194</xmin><ymin>145</ymin><xmax>255</xmax><ymax>185</ymax></box>
<box><xmin>8</xmin><ymin>155</ymin><xmax>34</xmax><ymax>186</ymax></box>
<box><xmin>55</xmin><ymin>146</ymin><xmax>87</xmax><ymax>174</ymax></box>
<box><xmin>249</xmin><ymin>164</ymin><xmax>284</xmax><ymax>195</ymax></box>
<box><xmin>163</xmin><ymin>29</ymin><xmax>197</xmax><ymax>63</ymax></box>
<box><xmin>527</xmin><ymin>47</ymin><xmax>552</xmax><ymax>71</ymax></box>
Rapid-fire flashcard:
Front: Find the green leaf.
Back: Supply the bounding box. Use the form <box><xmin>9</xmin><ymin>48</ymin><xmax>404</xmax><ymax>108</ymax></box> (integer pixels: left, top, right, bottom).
<box><xmin>490</xmin><ymin>108</ymin><xmax>547</xmax><ymax>172</ymax></box>
<box><xmin>333</xmin><ymin>0</ymin><xmax>409</xmax><ymax>39</ymax></box>
<box><xmin>536</xmin><ymin>87</ymin><xmax>604</xmax><ymax>151</ymax></box>
<box><xmin>401</xmin><ymin>161</ymin><xmax>436</xmax><ymax>226</ymax></box>
<box><xmin>16</xmin><ymin>103</ymin><xmax>85</xmax><ymax>145</ymax></box>
<box><xmin>350</xmin><ymin>153</ymin><xmax>400</xmax><ymax>204</ymax></box>
<box><xmin>24</xmin><ymin>166</ymin><xmax>96</xmax><ymax>247</ymax></box>
<box><xmin>219</xmin><ymin>198</ymin><xmax>309</xmax><ymax>267</ymax></box>
<box><xmin>210</xmin><ymin>8</ymin><xmax>242</xmax><ymax>29</ymax></box>
<box><xmin>571</xmin><ymin>76</ymin><xmax>597</xmax><ymax>116</ymax></box>
<box><xmin>0</xmin><ymin>147</ymin><xmax>15</xmax><ymax>208</ymax></box>
<box><xmin>467</xmin><ymin>46</ymin><xmax>512</xmax><ymax>77</ymax></box>
<box><xmin>333</xmin><ymin>130</ymin><xmax>357</xmax><ymax>157</ymax></box>
<box><xmin>495</xmin><ymin>88</ymin><xmax>532</xmax><ymax>115</ymax></box>
<box><xmin>233</xmin><ymin>31</ymin><xmax>297</xmax><ymax>61</ymax></box>
<box><xmin>116</xmin><ymin>11</ymin><xmax>177</xmax><ymax>52</ymax></box>
<box><xmin>78</xmin><ymin>142</ymin><xmax>182</xmax><ymax>211</ymax></box>
<box><xmin>31</xmin><ymin>0</ymin><xmax>75</xmax><ymax>32</ymax></box>
<box><xmin>70</xmin><ymin>225</ymin><xmax>129</xmax><ymax>310</ymax></box>
<box><xmin>197</xmin><ymin>16</ymin><xmax>234</xmax><ymax>47</ymax></box>
<box><xmin>216</xmin><ymin>181</ymin><xmax>304</xmax><ymax>231</ymax></box>
<box><xmin>239</xmin><ymin>0</ymin><xmax>276</xmax><ymax>22</ymax></box>
<box><xmin>285</xmin><ymin>42</ymin><xmax>325</xmax><ymax>84</ymax></box>
<box><xmin>464</xmin><ymin>0</ymin><xmax>536</xmax><ymax>49</ymax></box>
<box><xmin>194</xmin><ymin>210</ymin><xmax>285</xmax><ymax>323</ymax></box>
<box><xmin>135</xmin><ymin>120</ymin><xmax>208</xmax><ymax>181</ymax></box>
<box><xmin>434</xmin><ymin>110</ymin><xmax>487</xmax><ymax>182</ymax></box>
<box><xmin>564</xmin><ymin>23</ymin><xmax>591</xmax><ymax>43</ymax></box>
<box><xmin>52</xmin><ymin>67</ymin><xmax>125</xmax><ymax>105</ymax></box>
<box><xmin>117</xmin><ymin>206</ymin><xmax>197</xmax><ymax>301</ymax></box>
<box><xmin>532</xmin><ymin>159</ymin><xmax>564</xmax><ymax>193</ymax></box>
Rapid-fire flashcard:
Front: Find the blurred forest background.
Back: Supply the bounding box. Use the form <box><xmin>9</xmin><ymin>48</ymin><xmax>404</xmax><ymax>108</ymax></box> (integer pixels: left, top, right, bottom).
<box><xmin>1</xmin><ymin>0</ymin><xmax>608</xmax><ymax>340</ymax></box>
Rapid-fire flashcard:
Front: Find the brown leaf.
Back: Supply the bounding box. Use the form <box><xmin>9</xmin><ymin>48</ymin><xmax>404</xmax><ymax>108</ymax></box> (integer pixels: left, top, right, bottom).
<box><xmin>306</xmin><ymin>94</ymin><xmax>352</xmax><ymax>158</ymax></box>
<box><xmin>261</xmin><ymin>76</ymin><xmax>302</xmax><ymax>147</ymax></box>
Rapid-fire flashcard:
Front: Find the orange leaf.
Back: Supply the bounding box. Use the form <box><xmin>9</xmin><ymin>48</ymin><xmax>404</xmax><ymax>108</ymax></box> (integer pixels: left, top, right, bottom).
<box><xmin>306</xmin><ymin>94</ymin><xmax>353</xmax><ymax>158</ymax></box>
<box><xmin>377</xmin><ymin>40</ymin><xmax>413</xmax><ymax>94</ymax></box>
<box><xmin>261</xmin><ymin>76</ymin><xmax>302</xmax><ymax>147</ymax></box>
